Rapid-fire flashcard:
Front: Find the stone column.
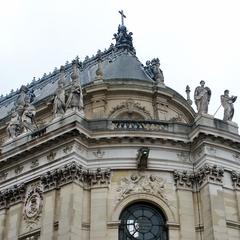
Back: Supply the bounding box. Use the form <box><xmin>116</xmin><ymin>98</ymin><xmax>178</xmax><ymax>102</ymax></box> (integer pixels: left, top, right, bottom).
<box><xmin>0</xmin><ymin>209</ymin><xmax>7</xmax><ymax>239</ymax></box>
<box><xmin>197</xmin><ymin>164</ymin><xmax>228</xmax><ymax>240</ymax></box>
<box><xmin>40</xmin><ymin>190</ymin><xmax>56</xmax><ymax>240</ymax></box>
<box><xmin>173</xmin><ymin>170</ymin><xmax>195</xmax><ymax>240</ymax></box>
<box><xmin>90</xmin><ymin>187</ymin><xmax>108</xmax><ymax>240</ymax></box>
<box><xmin>57</xmin><ymin>183</ymin><xmax>83</xmax><ymax>240</ymax></box>
<box><xmin>6</xmin><ymin>203</ymin><xmax>22</xmax><ymax>240</ymax></box>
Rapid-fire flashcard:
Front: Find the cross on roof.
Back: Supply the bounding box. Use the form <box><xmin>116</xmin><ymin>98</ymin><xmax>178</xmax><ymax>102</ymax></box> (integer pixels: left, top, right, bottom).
<box><xmin>118</xmin><ymin>10</ymin><xmax>126</xmax><ymax>26</ymax></box>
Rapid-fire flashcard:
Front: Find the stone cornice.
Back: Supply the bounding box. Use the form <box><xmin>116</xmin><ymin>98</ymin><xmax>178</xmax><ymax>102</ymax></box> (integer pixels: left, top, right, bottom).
<box><xmin>0</xmin><ymin>183</ymin><xmax>26</xmax><ymax>209</ymax></box>
<box><xmin>231</xmin><ymin>170</ymin><xmax>240</xmax><ymax>190</ymax></box>
<box><xmin>173</xmin><ymin>170</ymin><xmax>194</xmax><ymax>190</ymax></box>
<box><xmin>173</xmin><ymin>164</ymin><xmax>225</xmax><ymax>190</ymax></box>
<box><xmin>40</xmin><ymin>162</ymin><xmax>111</xmax><ymax>191</ymax></box>
<box><xmin>195</xmin><ymin>164</ymin><xmax>224</xmax><ymax>186</ymax></box>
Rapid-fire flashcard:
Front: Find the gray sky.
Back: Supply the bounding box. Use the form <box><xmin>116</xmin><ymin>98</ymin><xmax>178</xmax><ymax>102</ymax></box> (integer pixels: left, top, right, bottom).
<box><xmin>1</xmin><ymin>0</ymin><xmax>240</xmax><ymax>123</ymax></box>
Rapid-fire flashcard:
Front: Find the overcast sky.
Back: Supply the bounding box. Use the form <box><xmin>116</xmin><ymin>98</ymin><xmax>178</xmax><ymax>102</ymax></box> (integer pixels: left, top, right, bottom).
<box><xmin>1</xmin><ymin>0</ymin><xmax>240</xmax><ymax>123</ymax></box>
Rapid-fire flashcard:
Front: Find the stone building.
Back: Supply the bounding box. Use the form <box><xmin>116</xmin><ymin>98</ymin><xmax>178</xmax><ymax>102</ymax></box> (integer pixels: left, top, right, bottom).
<box><xmin>0</xmin><ymin>14</ymin><xmax>240</xmax><ymax>240</ymax></box>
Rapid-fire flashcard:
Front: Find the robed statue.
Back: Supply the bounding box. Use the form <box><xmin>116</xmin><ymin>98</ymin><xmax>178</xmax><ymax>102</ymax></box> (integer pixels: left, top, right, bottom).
<box><xmin>66</xmin><ymin>61</ymin><xmax>83</xmax><ymax>113</ymax></box>
<box><xmin>53</xmin><ymin>72</ymin><xmax>66</xmax><ymax>118</ymax></box>
<box><xmin>194</xmin><ymin>80</ymin><xmax>211</xmax><ymax>114</ymax></box>
<box><xmin>221</xmin><ymin>90</ymin><xmax>237</xmax><ymax>121</ymax></box>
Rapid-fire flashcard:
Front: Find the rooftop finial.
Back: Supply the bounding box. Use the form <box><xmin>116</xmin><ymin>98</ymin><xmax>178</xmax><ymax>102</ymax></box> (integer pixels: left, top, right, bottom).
<box><xmin>118</xmin><ymin>10</ymin><xmax>126</xmax><ymax>26</ymax></box>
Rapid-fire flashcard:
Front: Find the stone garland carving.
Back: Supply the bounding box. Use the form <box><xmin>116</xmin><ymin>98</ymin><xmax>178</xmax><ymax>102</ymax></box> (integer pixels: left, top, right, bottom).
<box><xmin>15</xmin><ymin>165</ymin><xmax>24</xmax><ymax>175</ymax></box>
<box><xmin>23</xmin><ymin>183</ymin><xmax>43</xmax><ymax>229</ymax></box>
<box><xmin>0</xmin><ymin>183</ymin><xmax>26</xmax><ymax>209</ymax></box>
<box><xmin>117</xmin><ymin>173</ymin><xmax>166</xmax><ymax>201</ymax></box>
<box><xmin>173</xmin><ymin>170</ymin><xmax>194</xmax><ymax>189</ymax></box>
<box><xmin>195</xmin><ymin>164</ymin><xmax>224</xmax><ymax>186</ymax></box>
<box><xmin>40</xmin><ymin>162</ymin><xmax>111</xmax><ymax>191</ymax></box>
<box><xmin>231</xmin><ymin>171</ymin><xmax>240</xmax><ymax>189</ymax></box>
<box><xmin>108</xmin><ymin>98</ymin><xmax>152</xmax><ymax>119</ymax></box>
<box><xmin>0</xmin><ymin>172</ymin><xmax>8</xmax><ymax>182</ymax></box>
<box><xmin>47</xmin><ymin>151</ymin><xmax>56</xmax><ymax>161</ymax></box>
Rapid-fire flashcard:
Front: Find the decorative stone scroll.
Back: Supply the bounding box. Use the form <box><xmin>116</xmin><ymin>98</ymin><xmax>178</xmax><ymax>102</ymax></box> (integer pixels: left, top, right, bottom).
<box><xmin>231</xmin><ymin>171</ymin><xmax>240</xmax><ymax>189</ymax></box>
<box><xmin>40</xmin><ymin>162</ymin><xmax>111</xmax><ymax>191</ymax></box>
<box><xmin>23</xmin><ymin>183</ymin><xmax>43</xmax><ymax>229</ymax></box>
<box><xmin>173</xmin><ymin>170</ymin><xmax>194</xmax><ymax>189</ymax></box>
<box><xmin>117</xmin><ymin>173</ymin><xmax>166</xmax><ymax>201</ymax></box>
<box><xmin>0</xmin><ymin>183</ymin><xmax>26</xmax><ymax>209</ymax></box>
<box><xmin>195</xmin><ymin>164</ymin><xmax>224</xmax><ymax>186</ymax></box>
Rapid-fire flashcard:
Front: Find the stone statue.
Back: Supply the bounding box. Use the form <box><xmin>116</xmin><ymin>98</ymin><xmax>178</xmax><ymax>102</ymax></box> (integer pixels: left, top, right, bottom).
<box><xmin>22</xmin><ymin>97</ymin><xmax>36</xmax><ymax>132</ymax></box>
<box><xmin>221</xmin><ymin>90</ymin><xmax>237</xmax><ymax>121</ymax></box>
<box><xmin>16</xmin><ymin>85</ymin><xmax>28</xmax><ymax>116</ymax></box>
<box><xmin>194</xmin><ymin>80</ymin><xmax>211</xmax><ymax>114</ymax></box>
<box><xmin>66</xmin><ymin>61</ymin><xmax>83</xmax><ymax>113</ymax></box>
<box><xmin>113</xmin><ymin>24</ymin><xmax>135</xmax><ymax>52</ymax></box>
<box><xmin>53</xmin><ymin>68</ymin><xmax>66</xmax><ymax>117</ymax></box>
<box><xmin>144</xmin><ymin>58</ymin><xmax>164</xmax><ymax>84</ymax></box>
<box><xmin>7</xmin><ymin>111</ymin><xmax>22</xmax><ymax>139</ymax></box>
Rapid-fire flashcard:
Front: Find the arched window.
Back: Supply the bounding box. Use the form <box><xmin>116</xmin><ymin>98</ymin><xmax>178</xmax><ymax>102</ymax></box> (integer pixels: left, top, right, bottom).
<box><xmin>119</xmin><ymin>202</ymin><xmax>168</xmax><ymax>240</ymax></box>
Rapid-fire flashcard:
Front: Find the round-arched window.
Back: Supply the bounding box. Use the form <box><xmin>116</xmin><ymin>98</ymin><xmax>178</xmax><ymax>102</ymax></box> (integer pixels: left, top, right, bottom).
<box><xmin>119</xmin><ymin>202</ymin><xmax>168</xmax><ymax>240</ymax></box>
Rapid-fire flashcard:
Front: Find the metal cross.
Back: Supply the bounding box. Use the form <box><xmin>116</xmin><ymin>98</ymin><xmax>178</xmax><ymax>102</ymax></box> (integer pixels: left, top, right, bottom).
<box><xmin>118</xmin><ymin>10</ymin><xmax>126</xmax><ymax>26</ymax></box>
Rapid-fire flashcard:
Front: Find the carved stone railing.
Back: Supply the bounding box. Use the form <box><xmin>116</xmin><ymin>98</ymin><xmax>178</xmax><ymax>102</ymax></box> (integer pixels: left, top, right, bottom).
<box><xmin>111</xmin><ymin>120</ymin><xmax>169</xmax><ymax>131</ymax></box>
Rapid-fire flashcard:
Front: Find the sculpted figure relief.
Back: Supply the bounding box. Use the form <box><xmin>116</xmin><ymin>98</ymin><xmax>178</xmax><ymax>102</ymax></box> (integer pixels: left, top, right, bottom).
<box><xmin>66</xmin><ymin>61</ymin><xmax>84</xmax><ymax>113</ymax></box>
<box><xmin>194</xmin><ymin>80</ymin><xmax>211</xmax><ymax>114</ymax></box>
<box><xmin>53</xmin><ymin>68</ymin><xmax>66</xmax><ymax>118</ymax></box>
<box><xmin>221</xmin><ymin>90</ymin><xmax>237</xmax><ymax>121</ymax></box>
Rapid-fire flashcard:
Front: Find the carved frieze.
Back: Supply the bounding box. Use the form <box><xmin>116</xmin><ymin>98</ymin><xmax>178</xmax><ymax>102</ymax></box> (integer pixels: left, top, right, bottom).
<box><xmin>117</xmin><ymin>173</ymin><xmax>166</xmax><ymax>201</ymax></box>
<box><xmin>31</xmin><ymin>159</ymin><xmax>39</xmax><ymax>169</ymax></box>
<box><xmin>23</xmin><ymin>183</ymin><xmax>43</xmax><ymax>229</ymax></box>
<box><xmin>0</xmin><ymin>183</ymin><xmax>26</xmax><ymax>209</ymax></box>
<box><xmin>195</xmin><ymin>164</ymin><xmax>224</xmax><ymax>186</ymax></box>
<box><xmin>0</xmin><ymin>172</ymin><xmax>8</xmax><ymax>182</ymax></box>
<box><xmin>173</xmin><ymin>170</ymin><xmax>194</xmax><ymax>189</ymax></box>
<box><xmin>109</xmin><ymin>99</ymin><xmax>152</xmax><ymax>119</ymax></box>
<box><xmin>40</xmin><ymin>162</ymin><xmax>111</xmax><ymax>191</ymax></box>
<box><xmin>231</xmin><ymin>171</ymin><xmax>240</xmax><ymax>189</ymax></box>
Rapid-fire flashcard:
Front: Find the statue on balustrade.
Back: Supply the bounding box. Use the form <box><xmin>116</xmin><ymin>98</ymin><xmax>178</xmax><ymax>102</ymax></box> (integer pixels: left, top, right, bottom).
<box><xmin>194</xmin><ymin>80</ymin><xmax>211</xmax><ymax>114</ymax></box>
<box><xmin>53</xmin><ymin>67</ymin><xmax>66</xmax><ymax>118</ymax></box>
<box><xmin>22</xmin><ymin>97</ymin><xmax>36</xmax><ymax>132</ymax></box>
<box><xmin>7</xmin><ymin>111</ymin><xmax>22</xmax><ymax>139</ymax></box>
<box><xmin>221</xmin><ymin>90</ymin><xmax>237</xmax><ymax>121</ymax></box>
<box><xmin>66</xmin><ymin>61</ymin><xmax>84</xmax><ymax>113</ymax></box>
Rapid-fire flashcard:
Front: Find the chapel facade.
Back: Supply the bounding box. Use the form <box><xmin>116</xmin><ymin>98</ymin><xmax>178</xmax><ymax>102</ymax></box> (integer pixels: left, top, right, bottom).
<box><xmin>0</xmin><ymin>13</ymin><xmax>240</xmax><ymax>240</ymax></box>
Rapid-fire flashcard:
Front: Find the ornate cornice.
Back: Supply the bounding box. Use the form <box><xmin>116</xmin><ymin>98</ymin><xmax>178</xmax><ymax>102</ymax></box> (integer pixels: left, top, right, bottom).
<box><xmin>195</xmin><ymin>164</ymin><xmax>224</xmax><ymax>186</ymax></box>
<box><xmin>173</xmin><ymin>164</ymin><xmax>225</xmax><ymax>190</ymax></box>
<box><xmin>173</xmin><ymin>170</ymin><xmax>194</xmax><ymax>190</ymax></box>
<box><xmin>0</xmin><ymin>183</ymin><xmax>26</xmax><ymax>209</ymax></box>
<box><xmin>231</xmin><ymin>171</ymin><xmax>240</xmax><ymax>189</ymax></box>
<box><xmin>40</xmin><ymin>162</ymin><xmax>111</xmax><ymax>191</ymax></box>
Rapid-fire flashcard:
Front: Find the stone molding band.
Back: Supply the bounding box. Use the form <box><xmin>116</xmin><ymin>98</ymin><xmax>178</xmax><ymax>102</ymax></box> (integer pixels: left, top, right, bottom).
<box><xmin>0</xmin><ymin>162</ymin><xmax>111</xmax><ymax>209</ymax></box>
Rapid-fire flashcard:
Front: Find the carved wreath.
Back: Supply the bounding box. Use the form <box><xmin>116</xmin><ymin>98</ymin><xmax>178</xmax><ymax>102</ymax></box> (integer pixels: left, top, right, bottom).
<box><xmin>23</xmin><ymin>184</ymin><xmax>43</xmax><ymax>228</ymax></box>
